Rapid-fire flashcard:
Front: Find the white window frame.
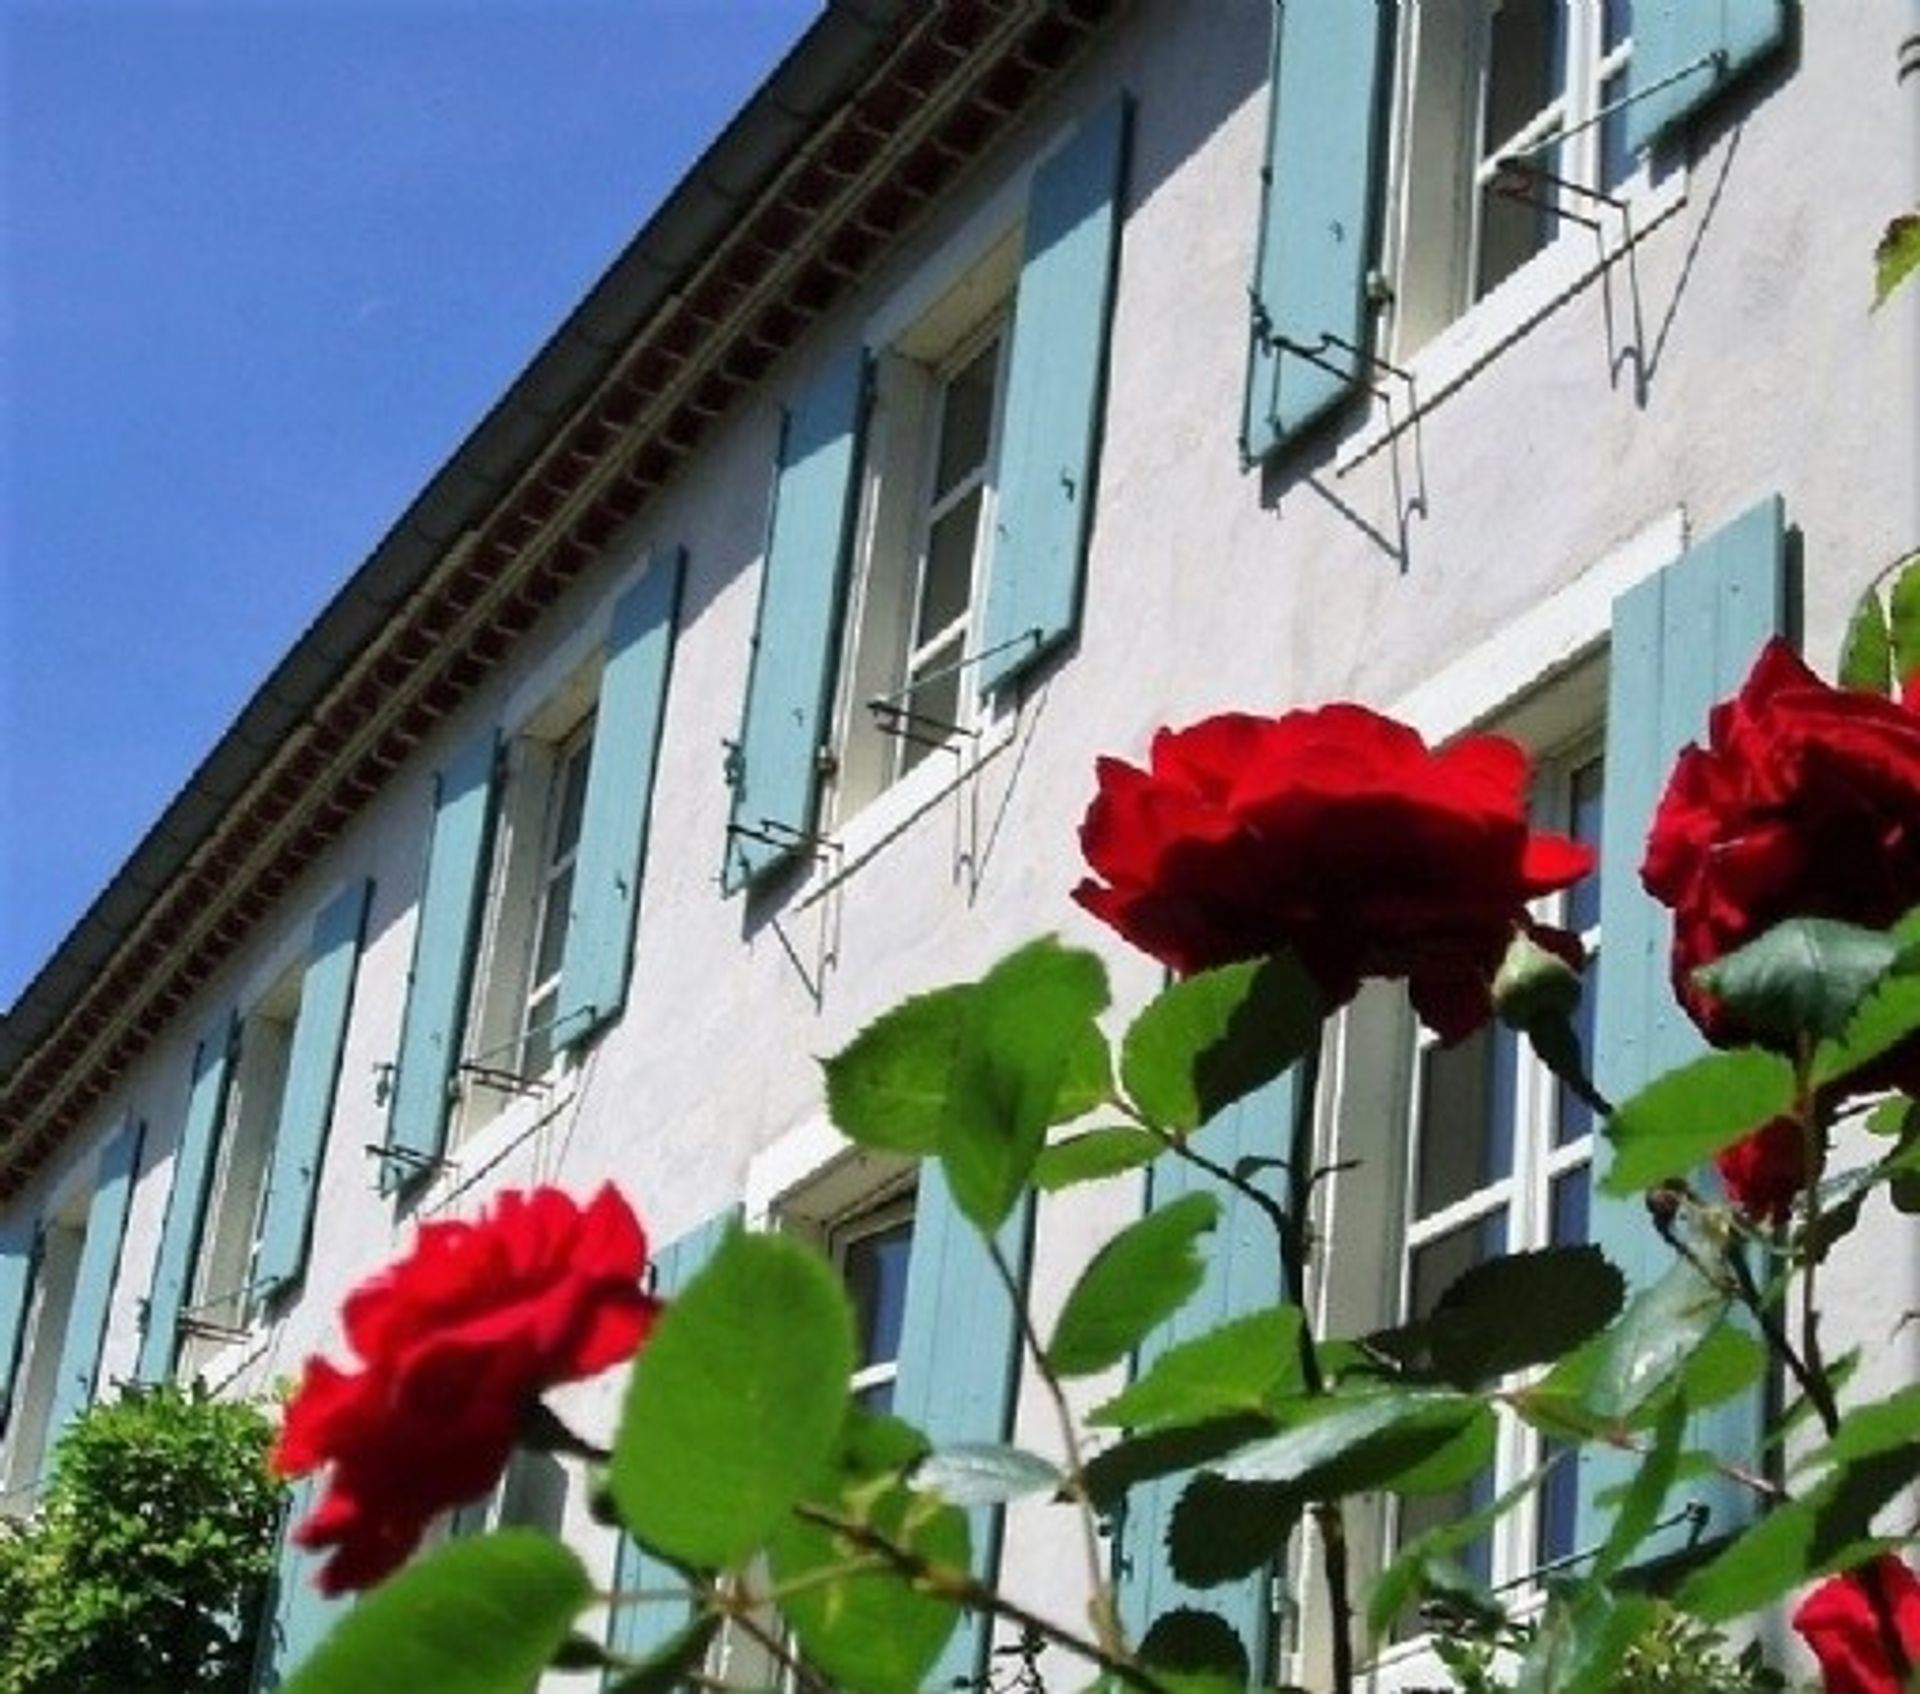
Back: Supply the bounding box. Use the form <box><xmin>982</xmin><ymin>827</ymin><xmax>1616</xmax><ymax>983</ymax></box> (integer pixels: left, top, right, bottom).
<box><xmin>831</xmin><ymin>1190</ymin><xmax>916</xmax><ymax>1416</ymax></box>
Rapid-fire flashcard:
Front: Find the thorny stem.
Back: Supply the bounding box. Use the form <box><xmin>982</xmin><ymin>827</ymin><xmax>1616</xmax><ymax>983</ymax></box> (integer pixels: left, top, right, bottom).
<box><xmin>986</xmin><ymin>1236</ymin><xmax>1125</xmax><ymax>1661</ymax></box>
<box><xmin>795</xmin><ymin>1502</ymin><xmax>1175</xmax><ymax>1694</ymax></box>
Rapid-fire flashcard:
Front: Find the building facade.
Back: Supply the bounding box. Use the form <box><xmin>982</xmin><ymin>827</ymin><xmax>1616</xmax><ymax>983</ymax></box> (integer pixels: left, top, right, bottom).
<box><xmin>2</xmin><ymin>2</ymin><xmax>1916</xmax><ymax>1688</ymax></box>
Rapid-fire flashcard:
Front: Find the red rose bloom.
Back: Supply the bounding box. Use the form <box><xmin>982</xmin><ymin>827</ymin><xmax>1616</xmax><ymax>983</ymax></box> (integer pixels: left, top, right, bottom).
<box><xmin>274</xmin><ymin>1184</ymin><xmax>658</xmax><ymax>1594</ymax></box>
<box><xmin>1794</xmin><ymin>1559</ymin><xmax>1920</xmax><ymax>1693</ymax></box>
<box><xmin>1715</xmin><ymin>1115</ymin><xmax>1817</xmax><ymax>1224</ymax></box>
<box><xmin>1072</xmin><ymin>706</ymin><xmax>1593</xmax><ymax>1042</ymax></box>
<box><xmin>1642</xmin><ymin>640</ymin><xmax>1920</xmax><ymax>1081</ymax></box>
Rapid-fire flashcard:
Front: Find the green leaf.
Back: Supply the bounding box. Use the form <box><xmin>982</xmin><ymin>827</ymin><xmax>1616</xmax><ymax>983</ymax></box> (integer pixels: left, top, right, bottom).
<box><xmin>1081</xmin><ymin>1415</ymin><xmax>1274</xmax><ymax>1513</ymax></box>
<box><xmin>1840</xmin><ymin>585</ymin><xmax>1894</xmax><ymax>694</ymax></box>
<box><xmin>824</xmin><ymin>984</ymin><xmax>970</xmax><ymax>1155</ymax></box>
<box><xmin>1048</xmin><ymin>1192</ymin><xmax>1220</xmax><ymax>1377</ymax></box>
<box><xmin>1364</xmin><ymin>1246</ymin><xmax>1624</xmax><ymax>1388</ymax></box>
<box><xmin>1215</xmin><ymin>1390</ymin><xmax>1482</xmax><ymax>1497</ymax></box>
<box><xmin>769</xmin><ymin>1412</ymin><xmax>969</xmax><ymax>1694</ymax></box>
<box><xmin>1589</xmin><ymin>1256</ymin><xmax>1729</xmax><ymax>1420</ymax></box>
<box><xmin>1090</xmin><ymin>1307</ymin><xmax>1306</xmax><ymax>1432</ymax></box>
<box><xmin>1874</xmin><ymin>212</ymin><xmax>1920</xmax><ymax>308</ymax></box>
<box><xmin>281</xmin><ymin>1531</ymin><xmax>592</xmax><ymax>1694</ymax></box>
<box><xmin>1121</xmin><ymin>955</ymin><xmax>1320</xmax><ymax>1133</ymax></box>
<box><xmin>1693</xmin><ymin>918</ymin><xmax>1903</xmax><ymax>1045</ymax></box>
<box><xmin>1366</xmin><ymin>1468</ymin><xmax>1534</xmax><ymax>1642</ymax></box>
<box><xmin>1817</xmin><ymin>1385</ymin><xmax>1920</xmax><ymax>1469</ymax></box>
<box><xmin>1815</xmin><ymin>971</ymin><xmax>1920</xmax><ymax>1093</ymax></box>
<box><xmin>1677</xmin><ymin>1446</ymin><xmax>1919</xmax><ymax>1621</ymax></box>
<box><xmin>1055</xmin><ymin>1022</ymin><xmax>1117</xmax><ymax>1123</ymax></box>
<box><xmin>1139</xmin><ymin>1606</ymin><xmax>1253</xmax><ymax>1685</ymax></box>
<box><xmin>1166</xmin><ymin>1472</ymin><xmax>1298</xmax><ymax>1588</ymax></box>
<box><xmin>1520</xmin><ymin>1321</ymin><xmax>1764</xmax><ymax>1442</ymax></box>
<box><xmin>604</xmin><ymin>1617</ymin><xmax>722</xmax><ymax>1694</ymax></box>
<box><xmin>942</xmin><ymin>938</ymin><xmax>1111</xmax><ymax>1232</ymax></box>
<box><xmin>1034</xmin><ymin>1125</ymin><xmax>1164</xmax><ymax>1192</ymax></box>
<box><xmin>912</xmin><ymin>1443</ymin><xmax>1063</xmax><ymax>1507</ymax></box>
<box><xmin>1596</xmin><ymin>1395</ymin><xmax>1686</xmax><ymax>1580</ymax></box>
<box><xmin>1601</xmin><ymin>1049</ymin><xmax>1794</xmax><ymax>1195</ymax></box>
<box><xmin>613</xmin><ymin>1230</ymin><xmax>854</xmax><ymax>1570</ymax></box>
<box><xmin>1889</xmin><ymin>555</ymin><xmax>1920</xmax><ymax>683</ymax></box>
<box><xmin>1515</xmin><ymin>1586</ymin><xmax>1654</xmax><ymax>1694</ymax></box>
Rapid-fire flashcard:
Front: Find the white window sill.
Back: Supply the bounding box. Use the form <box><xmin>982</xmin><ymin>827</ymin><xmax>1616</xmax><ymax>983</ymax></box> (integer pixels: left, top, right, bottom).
<box><xmin>1335</xmin><ymin>167</ymin><xmax>1687</xmax><ymax>478</ymax></box>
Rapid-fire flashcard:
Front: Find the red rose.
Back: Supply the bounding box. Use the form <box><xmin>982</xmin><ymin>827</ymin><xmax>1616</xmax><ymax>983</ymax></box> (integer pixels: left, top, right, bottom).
<box><xmin>1072</xmin><ymin>706</ymin><xmax>1593</xmax><ymax>1042</ymax></box>
<box><xmin>1642</xmin><ymin>639</ymin><xmax>1920</xmax><ymax>1080</ymax></box>
<box><xmin>1715</xmin><ymin>1115</ymin><xmax>1817</xmax><ymax>1224</ymax></box>
<box><xmin>1794</xmin><ymin>1559</ymin><xmax>1920</xmax><ymax>1693</ymax></box>
<box><xmin>274</xmin><ymin>1184</ymin><xmax>659</xmax><ymax>1593</ymax></box>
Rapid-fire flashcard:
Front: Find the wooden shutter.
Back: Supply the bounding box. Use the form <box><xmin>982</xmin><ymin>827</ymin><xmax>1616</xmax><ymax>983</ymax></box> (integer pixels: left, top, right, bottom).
<box><xmin>136</xmin><ymin>1010</ymin><xmax>236</xmax><ymax>1383</ymax></box>
<box><xmin>0</xmin><ymin>1216</ymin><xmax>40</xmax><ymax>1431</ymax></box>
<box><xmin>1114</xmin><ymin>1070</ymin><xmax>1298</xmax><ymax>1672</ymax></box>
<box><xmin>45</xmin><ymin>1117</ymin><xmax>144</xmax><ymax>1448</ymax></box>
<box><xmin>604</xmin><ymin>1207</ymin><xmax>740</xmax><ymax>1675</ymax></box>
<box><xmin>1242</xmin><ymin>1</ymin><xmax>1393</xmax><ymax>462</ymax></box>
<box><xmin>385</xmin><ymin>727</ymin><xmax>501</xmax><ymax>1190</ymax></box>
<box><xmin>723</xmin><ymin>349</ymin><xmax>866</xmax><ymax>893</ymax></box>
<box><xmin>1580</xmin><ymin>495</ymin><xmax>1791</xmax><ymax>1556</ymax></box>
<box><xmin>556</xmin><ymin>549</ymin><xmax>687</xmax><ymax>1048</ymax></box>
<box><xmin>890</xmin><ymin>1165</ymin><xmax>1032</xmax><ymax>1689</ymax></box>
<box><xmin>1624</xmin><ymin>0</ymin><xmax>1788</xmax><ymax>154</ymax></box>
<box><xmin>252</xmin><ymin>1477</ymin><xmax>349</xmax><ymax>1689</ymax></box>
<box><xmin>978</xmin><ymin>94</ymin><xmax>1130</xmax><ymax>695</ymax></box>
<box><xmin>256</xmin><ymin>879</ymin><xmax>373</xmax><ymax>1299</ymax></box>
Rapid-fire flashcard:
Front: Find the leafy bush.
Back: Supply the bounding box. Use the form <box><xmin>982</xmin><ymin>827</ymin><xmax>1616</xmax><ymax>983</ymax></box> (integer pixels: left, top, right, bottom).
<box><xmin>0</xmin><ymin>1382</ymin><xmax>284</xmax><ymax>1694</ymax></box>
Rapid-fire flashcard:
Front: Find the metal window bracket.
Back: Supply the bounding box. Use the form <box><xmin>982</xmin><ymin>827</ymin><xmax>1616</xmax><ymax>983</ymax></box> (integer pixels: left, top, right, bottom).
<box><xmin>455</xmin><ymin>1060</ymin><xmax>552</xmax><ymax>1103</ymax></box>
<box><xmin>365</xmin><ymin>1142</ymin><xmax>456</xmax><ymax>1182</ymax></box>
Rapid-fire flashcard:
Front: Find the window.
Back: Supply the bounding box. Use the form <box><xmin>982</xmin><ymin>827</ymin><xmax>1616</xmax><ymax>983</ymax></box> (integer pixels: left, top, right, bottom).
<box><xmin>1386</xmin><ymin>741</ymin><xmax>1604</xmax><ymax>1605</ymax></box>
<box><xmin>834</xmin><ymin>1193</ymin><xmax>915</xmax><ymax>1415</ymax></box>
<box><xmin>0</xmin><ymin>1209</ymin><xmax>83</xmax><ymax>1509</ymax></box>
<box><xmin>1388</xmin><ymin>0</ymin><xmax>1635</xmax><ymax>355</ymax></box>
<box><xmin>516</xmin><ymin>717</ymin><xmax>595</xmax><ymax>1083</ymax></box>
<box><xmin>831</xmin><ymin>263</ymin><xmax>1016</xmax><ymax>820</ymax></box>
<box><xmin>180</xmin><ymin>971</ymin><xmax>298</xmax><ymax>1373</ymax></box>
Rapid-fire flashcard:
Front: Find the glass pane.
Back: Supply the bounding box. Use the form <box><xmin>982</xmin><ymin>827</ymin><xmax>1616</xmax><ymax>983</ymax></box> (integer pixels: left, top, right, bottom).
<box><xmin>1415</xmin><ymin>1025</ymin><xmax>1517</xmax><ymax>1217</ymax></box>
<box><xmin>917</xmin><ymin>487</ymin><xmax>982</xmax><ymax>649</ymax></box>
<box><xmin>843</xmin><ymin>1215</ymin><xmax>913</xmax><ymax>1372</ymax></box>
<box><xmin>1551</xmin><ymin>1164</ymin><xmax>1590</xmax><ymax>1246</ymax></box>
<box><xmin>553</xmin><ymin>732</ymin><xmax>593</xmax><ymax>862</ymax></box>
<box><xmin>1476</xmin><ymin>135</ymin><xmax>1559</xmax><ymax>299</ymax></box>
<box><xmin>933</xmin><ymin>341</ymin><xmax>998</xmax><ymax>498</ymax></box>
<box><xmin>1566</xmin><ymin>756</ymin><xmax>1604</xmax><ymax>934</ymax></box>
<box><xmin>1408</xmin><ymin>1209</ymin><xmax>1508</xmax><ymax>1323</ymax></box>
<box><xmin>901</xmin><ymin>638</ymin><xmax>963</xmax><ymax>774</ymax></box>
<box><xmin>521</xmin><ymin>987</ymin><xmax>555</xmax><ymax>1080</ymax></box>
<box><xmin>532</xmin><ymin>862</ymin><xmax>574</xmax><ymax>990</ymax></box>
<box><xmin>855</xmin><ymin>1378</ymin><xmax>896</xmax><ymax>1416</ymax></box>
<box><xmin>1483</xmin><ymin>0</ymin><xmax>1564</xmax><ymax>154</ymax></box>
<box><xmin>1599</xmin><ymin>66</ymin><xmax>1633</xmax><ymax>190</ymax></box>
<box><xmin>1602</xmin><ymin>0</ymin><xmax>1631</xmax><ymax>55</ymax></box>
<box><xmin>1395</xmin><ymin>1466</ymin><xmax>1496</xmax><ymax>1632</ymax></box>
<box><xmin>1537</xmin><ymin>1439</ymin><xmax>1580</xmax><ymax>1566</ymax></box>
<box><xmin>1556</xmin><ymin>952</ymin><xmax>1599</xmax><ymax>1146</ymax></box>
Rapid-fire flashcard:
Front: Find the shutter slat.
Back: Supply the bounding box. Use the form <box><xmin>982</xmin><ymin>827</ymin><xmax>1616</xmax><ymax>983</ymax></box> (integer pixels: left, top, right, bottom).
<box><xmin>1582</xmin><ymin>495</ymin><xmax>1789</xmax><ymax>1557</ymax></box>
<box><xmin>979</xmin><ymin>94</ymin><xmax>1130</xmax><ymax>695</ymax></box>
<box><xmin>1115</xmin><ymin>1069</ymin><xmax>1296</xmax><ymax>1669</ymax></box>
<box><xmin>1243</xmin><ymin>2</ymin><xmax>1392</xmax><ymax>460</ymax></box>
<box><xmin>137</xmin><ymin>1010</ymin><xmax>237</xmax><ymax>1383</ymax></box>
<box><xmin>386</xmin><ymin>728</ymin><xmax>501</xmax><ymax>1188</ymax></box>
<box><xmin>557</xmin><ymin>549</ymin><xmax>687</xmax><ymax>1047</ymax></box>
<box><xmin>724</xmin><ymin>350</ymin><xmax>866</xmax><ymax>892</ymax></box>
<box><xmin>892</xmin><ymin>1164</ymin><xmax>1031</xmax><ymax>1689</ymax></box>
<box><xmin>1624</xmin><ymin>0</ymin><xmax>1788</xmax><ymax>155</ymax></box>
<box><xmin>257</xmin><ymin>879</ymin><xmax>373</xmax><ymax>1298</ymax></box>
<box><xmin>253</xmin><ymin>1477</ymin><xmax>349</xmax><ymax>1689</ymax></box>
<box><xmin>0</xmin><ymin>1215</ymin><xmax>38</xmax><ymax>1427</ymax></box>
<box><xmin>604</xmin><ymin>1207</ymin><xmax>740</xmax><ymax>1675</ymax></box>
<box><xmin>46</xmin><ymin>1117</ymin><xmax>145</xmax><ymax>1448</ymax></box>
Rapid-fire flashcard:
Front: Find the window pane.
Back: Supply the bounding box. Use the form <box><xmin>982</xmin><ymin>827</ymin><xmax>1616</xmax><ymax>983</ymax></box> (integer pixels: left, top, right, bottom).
<box><xmin>901</xmin><ymin>637</ymin><xmax>964</xmax><ymax>774</ymax></box>
<box><xmin>934</xmin><ymin>342</ymin><xmax>998</xmax><ymax>498</ymax></box>
<box><xmin>1599</xmin><ymin>66</ymin><xmax>1633</xmax><ymax>190</ymax></box>
<box><xmin>1566</xmin><ymin>756</ymin><xmax>1604</xmax><ymax>933</ymax></box>
<box><xmin>918</xmin><ymin>487</ymin><xmax>982</xmax><ymax>648</ymax></box>
<box><xmin>1550</xmin><ymin>1165</ymin><xmax>1590</xmax><ymax>1247</ymax></box>
<box><xmin>1537</xmin><ymin>1440</ymin><xmax>1580</xmax><ymax>1566</ymax></box>
<box><xmin>1395</xmin><ymin>1466</ymin><xmax>1496</xmax><ymax>1627</ymax></box>
<box><xmin>844</xmin><ymin>1215</ymin><xmax>913</xmax><ymax>1373</ymax></box>
<box><xmin>1408</xmin><ymin>1208</ymin><xmax>1508</xmax><ymax>1323</ymax></box>
<box><xmin>1476</xmin><ymin>135</ymin><xmax>1559</xmax><ymax>299</ymax></box>
<box><xmin>1483</xmin><ymin>0</ymin><xmax>1564</xmax><ymax>154</ymax></box>
<box><xmin>1555</xmin><ymin>953</ymin><xmax>1599</xmax><ymax>1146</ymax></box>
<box><xmin>531</xmin><ymin>861</ymin><xmax>574</xmax><ymax>992</ymax></box>
<box><xmin>1602</xmin><ymin>0</ymin><xmax>1631</xmax><ymax>55</ymax></box>
<box><xmin>553</xmin><ymin>733</ymin><xmax>593</xmax><ymax>862</ymax></box>
<box><xmin>1415</xmin><ymin>1025</ymin><xmax>1517</xmax><ymax>1217</ymax></box>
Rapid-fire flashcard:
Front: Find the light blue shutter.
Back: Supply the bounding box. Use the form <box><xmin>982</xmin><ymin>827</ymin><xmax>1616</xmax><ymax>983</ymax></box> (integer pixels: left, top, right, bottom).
<box><xmin>1624</xmin><ymin>0</ymin><xmax>1788</xmax><ymax>154</ymax></box>
<box><xmin>0</xmin><ymin>1216</ymin><xmax>42</xmax><ymax>1429</ymax></box>
<box><xmin>891</xmin><ymin>1166</ymin><xmax>1032</xmax><ymax>1690</ymax></box>
<box><xmin>1242</xmin><ymin>2</ymin><xmax>1393</xmax><ymax>462</ymax></box>
<box><xmin>1580</xmin><ymin>495</ymin><xmax>1790</xmax><ymax>1557</ymax></box>
<box><xmin>723</xmin><ymin>348</ymin><xmax>866</xmax><ymax>893</ymax></box>
<box><xmin>137</xmin><ymin>1010</ymin><xmax>236</xmax><ymax>1383</ymax></box>
<box><xmin>46</xmin><ymin>1117</ymin><xmax>145</xmax><ymax>1448</ymax></box>
<box><xmin>386</xmin><ymin>728</ymin><xmax>501</xmax><ymax>1190</ymax></box>
<box><xmin>1115</xmin><ymin>1070</ymin><xmax>1298</xmax><ymax>1672</ymax></box>
<box><xmin>978</xmin><ymin>95</ymin><xmax>1130</xmax><ymax>696</ymax></box>
<box><xmin>605</xmin><ymin>1207</ymin><xmax>740</xmax><ymax>1677</ymax></box>
<box><xmin>256</xmin><ymin>879</ymin><xmax>373</xmax><ymax>1299</ymax></box>
<box><xmin>253</xmin><ymin>1477</ymin><xmax>348</xmax><ymax>1689</ymax></box>
<box><xmin>556</xmin><ymin>549</ymin><xmax>687</xmax><ymax>1047</ymax></box>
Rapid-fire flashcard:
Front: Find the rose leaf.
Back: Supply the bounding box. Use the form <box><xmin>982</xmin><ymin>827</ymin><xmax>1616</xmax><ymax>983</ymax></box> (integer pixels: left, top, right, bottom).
<box><xmin>612</xmin><ymin>1230</ymin><xmax>855</xmax><ymax>1570</ymax></box>
<box><xmin>1692</xmin><ymin>917</ymin><xmax>1903</xmax><ymax>1044</ymax></box>
<box><xmin>1514</xmin><ymin>1586</ymin><xmax>1654</xmax><ymax>1694</ymax></box>
<box><xmin>1166</xmin><ymin>1473</ymin><xmax>1298</xmax><ymax>1587</ymax></box>
<box><xmin>1214</xmin><ymin>1389</ymin><xmax>1482</xmax><ymax>1497</ymax></box>
<box><xmin>1033</xmin><ymin>1124</ymin><xmax>1163</xmax><ymax>1191</ymax></box>
<box><xmin>1046</xmin><ymin>1191</ymin><xmax>1219</xmax><ymax>1377</ymax></box>
<box><xmin>1137</xmin><ymin>1608</ymin><xmax>1254</xmax><ymax>1689</ymax></box>
<box><xmin>823</xmin><ymin>983</ymin><xmax>971</xmax><ymax>1156</ymax></box>
<box><xmin>1838</xmin><ymin>583</ymin><xmax>1894</xmax><ymax>694</ymax></box>
<box><xmin>1889</xmin><ymin>552</ymin><xmax>1920</xmax><ymax>681</ymax></box>
<box><xmin>279</xmin><ymin>1530</ymin><xmax>592</xmax><ymax>1694</ymax></box>
<box><xmin>1587</xmin><ymin>1256</ymin><xmax>1729</xmax><ymax>1421</ymax></box>
<box><xmin>603</xmin><ymin>1617</ymin><xmax>721</xmax><ymax>1694</ymax></box>
<box><xmin>912</xmin><ymin>1442</ymin><xmax>1063</xmax><ymax>1507</ymax></box>
<box><xmin>1089</xmin><ymin>1305</ymin><xmax>1306</xmax><ymax>1432</ymax></box>
<box><xmin>1874</xmin><ymin>212</ymin><xmax>1920</xmax><ymax>308</ymax></box>
<box><xmin>1600</xmin><ymin>1049</ymin><xmax>1794</xmax><ymax>1195</ymax></box>
<box><xmin>1121</xmin><ymin>954</ymin><xmax>1320</xmax><ymax>1133</ymax></box>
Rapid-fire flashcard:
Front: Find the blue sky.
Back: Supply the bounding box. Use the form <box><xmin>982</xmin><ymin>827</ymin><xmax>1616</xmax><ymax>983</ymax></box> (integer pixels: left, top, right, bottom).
<box><xmin>2</xmin><ymin>0</ymin><xmax>818</xmax><ymax>1009</ymax></box>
